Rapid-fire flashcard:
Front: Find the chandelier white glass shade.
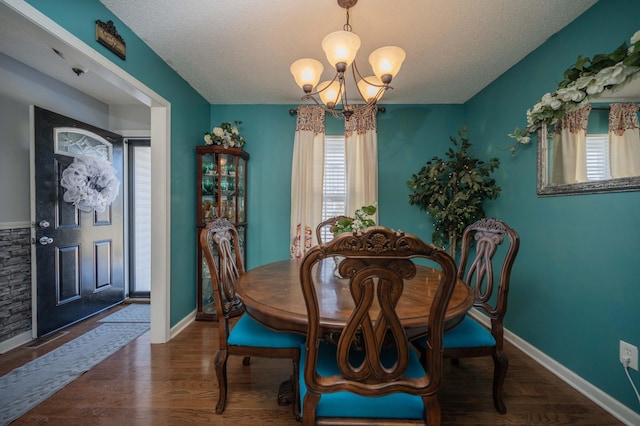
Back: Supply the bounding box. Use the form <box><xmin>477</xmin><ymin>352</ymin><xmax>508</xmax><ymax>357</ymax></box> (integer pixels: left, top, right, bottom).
<box><xmin>322</xmin><ymin>30</ymin><xmax>361</xmax><ymax>69</ymax></box>
<box><xmin>290</xmin><ymin>0</ymin><xmax>405</xmax><ymax>119</ymax></box>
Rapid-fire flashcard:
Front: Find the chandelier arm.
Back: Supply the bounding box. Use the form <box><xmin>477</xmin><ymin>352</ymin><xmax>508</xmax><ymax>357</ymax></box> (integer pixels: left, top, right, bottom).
<box><xmin>350</xmin><ymin>59</ymin><xmax>365</xmax><ymax>82</ymax></box>
<box><xmin>351</xmin><ymin>61</ymin><xmax>392</xmax><ymax>104</ymax></box>
<box><xmin>352</xmin><ymin>61</ymin><xmax>393</xmax><ymax>89</ymax></box>
<box><xmin>350</xmin><ymin>60</ymin><xmax>366</xmax><ymax>103</ymax></box>
<box><xmin>301</xmin><ymin>73</ymin><xmax>341</xmax><ymax>100</ymax></box>
<box><xmin>340</xmin><ymin>72</ymin><xmax>351</xmax><ymax>110</ymax></box>
<box><xmin>300</xmin><ymin>94</ymin><xmax>325</xmax><ymax>108</ymax></box>
<box><xmin>300</xmin><ymin>71</ymin><xmax>346</xmax><ymax>115</ymax></box>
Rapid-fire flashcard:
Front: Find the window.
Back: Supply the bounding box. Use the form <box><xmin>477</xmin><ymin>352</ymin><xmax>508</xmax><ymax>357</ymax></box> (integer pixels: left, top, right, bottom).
<box><xmin>320</xmin><ymin>135</ymin><xmax>346</xmax><ymax>243</ymax></box>
<box><xmin>128</xmin><ymin>139</ymin><xmax>151</xmax><ymax>298</ymax></box>
<box><xmin>586</xmin><ymin>133</ymin><xmax>611</xmax><ymax>181</ymax></box>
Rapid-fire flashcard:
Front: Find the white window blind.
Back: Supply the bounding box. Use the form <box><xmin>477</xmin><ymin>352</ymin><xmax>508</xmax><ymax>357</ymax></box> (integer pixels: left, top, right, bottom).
<box><xmin>321</xmin><ymin>135</ymin><xmax>346</xmax><ymax>243</ymax></box>
<box><xmin>133</xmin><ymin>145</ymin><xmax>152</xmax><ymax>292</ymax></box>
<box><xmin>586</xmin><ymin>134</ymin><xmax>611</xmax><ymax>181</ymax></box>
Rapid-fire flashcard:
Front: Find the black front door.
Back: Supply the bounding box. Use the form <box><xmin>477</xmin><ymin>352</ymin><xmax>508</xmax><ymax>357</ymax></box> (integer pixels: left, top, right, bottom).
<box><xmin>33</xmin><ymin>106</ymin><xmax>125</xmax><ymax>337</ymax></box>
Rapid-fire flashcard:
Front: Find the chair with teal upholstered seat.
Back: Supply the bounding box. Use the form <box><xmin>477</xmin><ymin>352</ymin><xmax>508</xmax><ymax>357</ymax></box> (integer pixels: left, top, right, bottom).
<box><xmin>413</xmin><ymin>217</ymin><xmax>520</xmax><ymax>414</ymax></box>
<box><xmin>200</xmin><ymin>217</ymin><xmax>304</xmax><ymax>417</ymax></box>
<box><xmin>298</xmin><ymin>226</ymin><xmax>458</xmax><ymax>425</ymax></box>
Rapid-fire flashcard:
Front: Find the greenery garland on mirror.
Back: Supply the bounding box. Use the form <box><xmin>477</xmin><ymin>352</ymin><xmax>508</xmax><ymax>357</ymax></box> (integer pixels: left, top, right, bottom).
<box><xmin>508</xmin><ymin>29</ymin><xmax>640</xmax><ymax>154</ymax></box>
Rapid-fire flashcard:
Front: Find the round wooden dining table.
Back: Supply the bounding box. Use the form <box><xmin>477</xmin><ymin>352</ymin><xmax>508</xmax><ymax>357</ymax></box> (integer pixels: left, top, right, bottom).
<box><xmin>236</xmin><ymin>258</ymin><xmax>474</xmax><ymax>340</ymax></box>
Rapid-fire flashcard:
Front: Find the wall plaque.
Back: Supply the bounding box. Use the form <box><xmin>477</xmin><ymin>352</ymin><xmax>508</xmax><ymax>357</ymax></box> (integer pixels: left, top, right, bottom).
<box><xmin>95</xmin><ymin>20</ymin><xmax>126</xmax><ymax>60</ymax></box>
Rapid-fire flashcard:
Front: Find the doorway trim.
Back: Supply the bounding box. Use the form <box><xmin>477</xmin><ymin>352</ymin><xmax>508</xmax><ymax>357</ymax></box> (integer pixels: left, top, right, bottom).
<box><xmin>8</xmin><ymin>0</ymin><xmax>171</xmax><ymax>343</ymax></box>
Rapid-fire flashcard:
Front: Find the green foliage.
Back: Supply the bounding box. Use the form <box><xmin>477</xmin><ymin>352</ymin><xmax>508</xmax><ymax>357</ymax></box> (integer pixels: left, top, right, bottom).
<box><xmin>559</xmin><ymin>42</ymin><xmax>640</xmax><ymax>88</ymax></box>
<box><xmin>407</xmin><ymin>126</ymin><xmax>500</xmax><ymax>255</ymax></box>
<box><xmin>331</xmin><ymin>203</ymin><xmax>377</xmax><ymax>234</ymax></box>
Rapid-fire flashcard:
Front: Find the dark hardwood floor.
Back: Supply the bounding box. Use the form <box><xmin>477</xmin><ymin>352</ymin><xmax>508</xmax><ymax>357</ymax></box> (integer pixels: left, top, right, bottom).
<box><xmin>1</xmin><ymin>305</ymin><xmax>622</xmax><ymax>425</ymax></box>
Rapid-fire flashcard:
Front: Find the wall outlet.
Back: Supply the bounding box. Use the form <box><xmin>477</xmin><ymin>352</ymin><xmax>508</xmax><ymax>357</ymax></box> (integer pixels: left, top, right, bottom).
<box><xmin>619</xmin><ymin>340</ymin><xmax>638</xmax><ymax>371</ymax></box>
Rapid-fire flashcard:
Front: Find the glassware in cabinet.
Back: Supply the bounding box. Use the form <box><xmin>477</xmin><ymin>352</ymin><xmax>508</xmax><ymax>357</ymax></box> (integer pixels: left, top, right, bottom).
<box><xmin>195</xmin><ymin>145</ymin><xmax>249</xmax><ymax>321</ymax></box>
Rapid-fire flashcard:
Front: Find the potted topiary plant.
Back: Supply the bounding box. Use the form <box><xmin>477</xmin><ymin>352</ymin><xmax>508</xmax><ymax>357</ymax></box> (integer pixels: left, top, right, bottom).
<box><xmin>407</xmin><ymin>126</ymin><xmax>501</xmax><ymax>258</ymax></box>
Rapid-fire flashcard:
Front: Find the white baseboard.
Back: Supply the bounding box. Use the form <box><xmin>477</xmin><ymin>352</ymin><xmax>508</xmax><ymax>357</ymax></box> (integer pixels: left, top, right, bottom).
<box><xmin>169</xmin><ymin>309</ymin><xmax>196</xmax><ymax>340</ymax></box>
<box><xmin>468</xmin><ymin>309</ymin><xmax>640</xmax><ymax>426</ymax></box>
<box><xmin>0</xmin><ymin>330</ymin><xmax>33</xmax><ymax>354</ymax></box>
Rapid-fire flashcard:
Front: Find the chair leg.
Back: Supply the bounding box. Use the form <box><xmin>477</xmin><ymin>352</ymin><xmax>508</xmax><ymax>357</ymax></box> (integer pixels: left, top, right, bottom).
<box><xmin>214</xmin><ymin>349</ymin><xmax>228</xmax><ymax>414</ymax></box>
<box><xmin>301</xmin><ymin>391</ymin><xmax>320</xmax><ymax>426</ymax></box>
<box><xmin>492</xmin><ymin>350</ymin><xmax>509</xmax><ymax>414</ymax></box>
<box><xmin>292</xmin><ymin>357</ymin><xmax>301</xmax><ymax>420</ymax></box>
<box><xmin>423</xmin><ymin>394</ymin><xmax>441</xmax><ymax>426</ymax></box>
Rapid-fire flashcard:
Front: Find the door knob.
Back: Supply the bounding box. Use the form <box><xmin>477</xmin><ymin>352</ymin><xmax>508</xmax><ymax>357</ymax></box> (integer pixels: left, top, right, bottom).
<box><xmin>39</xmin><ymin>236</ymin><xmax>54</xmax><ymax>245</ymax></box>
<box><xmin>38</xmin><ymin>220</ymin><xmax>50</xmax><ymax>228</ymax></box>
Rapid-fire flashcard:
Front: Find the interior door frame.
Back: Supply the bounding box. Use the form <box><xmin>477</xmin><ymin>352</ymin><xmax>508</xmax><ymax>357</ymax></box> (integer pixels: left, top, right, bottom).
<box><xmin>11</xmin><ymin>0</ymin><xmax>173</xmax><ymax>343</ymax></box>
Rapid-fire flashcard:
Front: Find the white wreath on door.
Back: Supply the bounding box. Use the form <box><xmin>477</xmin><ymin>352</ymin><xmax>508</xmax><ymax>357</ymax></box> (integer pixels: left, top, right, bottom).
<box><xmin>60</xmin><ymin>155</ymin><xmax>120</xmax><ymax>213</ymax></box>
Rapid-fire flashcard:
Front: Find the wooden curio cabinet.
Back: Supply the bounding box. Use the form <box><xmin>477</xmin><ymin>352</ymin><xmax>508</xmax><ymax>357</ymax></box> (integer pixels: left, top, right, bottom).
<box><xmin>196</xmin><ymin>145</ymin><xmax>249</xmax><ymax>321</ymax></box>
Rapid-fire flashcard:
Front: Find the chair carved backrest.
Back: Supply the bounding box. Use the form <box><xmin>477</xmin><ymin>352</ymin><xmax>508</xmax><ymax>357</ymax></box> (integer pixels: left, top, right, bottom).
<box><xmin>458</xmin><ymin>218</ymin><xmax>520</xmax><ymax>346</ymax></box>
<box><xmin>200</xmin><ymin>217</ymin><xmax>245</xmax><ymax>346</ymax></box>
<box><xmin>315</xmin><ymin>215</ymin><xmax>350</xmax><ymax>245</ymax></box>
<box><xmin>300</xmin><ymin>227</ymin><xmax>457</xmax><ymax>405</ymax></box>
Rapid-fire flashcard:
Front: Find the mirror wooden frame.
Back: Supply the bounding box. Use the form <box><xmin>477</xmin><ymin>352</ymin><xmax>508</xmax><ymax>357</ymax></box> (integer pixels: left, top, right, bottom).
<box><xmin>537</xmin><ymin>125</ymin><xmax>640</xmax><ymax>196</ymax></box>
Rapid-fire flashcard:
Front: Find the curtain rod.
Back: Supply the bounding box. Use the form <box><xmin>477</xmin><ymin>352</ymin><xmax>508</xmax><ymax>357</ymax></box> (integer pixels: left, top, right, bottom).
<box><xmin>289</xmin><ymin>106</ymin><xmax>386</xmax><ymax>115</ymax></box>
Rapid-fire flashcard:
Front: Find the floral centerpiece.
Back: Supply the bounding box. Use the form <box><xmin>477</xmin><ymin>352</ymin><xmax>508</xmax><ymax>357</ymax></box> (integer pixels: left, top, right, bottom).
<box><xmin>204</xmin><ymin>121</ymin><xmax>246</xmax><ymax>148</ymax></box>
<box><xmin>331</xmin><ymin>203</ymin><xmax>377</xmax><ymax>235</ymax></box>
<box><xmin>508</xmin><ymin>30</ymin><xmax>640</xmax><ymax>153</ymax></box>
<box><xmin>329</xmin><ymin>202</ymin><xmax>377</xmax><ymax>277</ymax></box>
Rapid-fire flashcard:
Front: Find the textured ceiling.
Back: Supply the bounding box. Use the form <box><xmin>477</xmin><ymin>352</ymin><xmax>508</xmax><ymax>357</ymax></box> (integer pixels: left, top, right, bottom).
<box><xmin>0</xmin><ymin>1</ymin><xmax>598</xmax><ymax>107</ymax></box>
<box><xmin>97</xmin><ymin>0</ymin><xmax>597</xmax><ymax>105</ymax></box>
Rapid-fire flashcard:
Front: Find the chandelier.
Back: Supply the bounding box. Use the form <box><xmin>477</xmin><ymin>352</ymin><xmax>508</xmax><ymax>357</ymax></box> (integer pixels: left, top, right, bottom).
<box><xmin>290</xmin><ymin>0</ymin><xmax>406</xmax><ymax>120</ymax></box>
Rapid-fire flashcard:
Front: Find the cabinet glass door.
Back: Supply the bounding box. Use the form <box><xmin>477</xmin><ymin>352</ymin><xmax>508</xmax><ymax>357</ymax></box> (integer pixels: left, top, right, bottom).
<box><xmin>200</xmin><ymin>152</ymin><xmax>218</xmax><ymax>225</ymax></box>
<box><xmin>219</xmin><ymin>154</ymin><xmax>236</xmax><ymax>222</ymax></box>
<box><xmin>237</xmin><ymin>157</ymin><xmax>246</xmax><ymax>222</ymax></box>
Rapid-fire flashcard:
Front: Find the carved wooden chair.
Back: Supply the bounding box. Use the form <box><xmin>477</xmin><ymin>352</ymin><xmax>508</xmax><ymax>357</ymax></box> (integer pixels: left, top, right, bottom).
<box><xmin>315</xmin><ymin>215</ymin><xmax>350</xmax><ymax>245</ymax></box>
<box><xmin>413</xmin><ymin>217</ymin><xmax>520</xmax><ymax>414</ymax></box>
<box><xmin>200</xmin><ymin>217</ymin><xmax>304</xmax><ymax>417</ymax></box>
<box><xmin>298</xmin><ymin>226</ymin><xmax>458</xmax><ymax>425</ymax></box>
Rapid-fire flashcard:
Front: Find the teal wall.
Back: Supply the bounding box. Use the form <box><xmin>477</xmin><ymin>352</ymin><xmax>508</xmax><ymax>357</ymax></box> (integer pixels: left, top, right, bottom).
<box><xmin>210</xmin><ymin>104</ymin><xmax>465</xmax><ymax>269</ymax></box>
<box><xmin>26</xmin><ymin>0</ymin><xmax>639</xmax><ymax>415</ymax></box>
<box><xmin>464</xmin><ymin>0</ymin><xmax>640</xmax><ymax>412</ymax></box>
<box><xmin>25</xmin><ymin>0</ymin><xmax>210</xmax><ymax>326</ymax></box>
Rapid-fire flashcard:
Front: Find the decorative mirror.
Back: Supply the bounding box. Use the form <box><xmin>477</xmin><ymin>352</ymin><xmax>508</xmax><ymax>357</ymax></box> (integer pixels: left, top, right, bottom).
<box><xmin>537</xmin><ymin>78</ymin><xmax>640</xmax><ymax>196</ymax></box>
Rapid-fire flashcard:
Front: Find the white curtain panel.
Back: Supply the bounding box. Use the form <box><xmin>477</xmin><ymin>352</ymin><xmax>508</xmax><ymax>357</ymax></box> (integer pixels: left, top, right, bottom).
<box><xmin>609</xmin><ymin>103</ymin><xmax>640</xmax><ymax>178</ymax></box>
<box><xmin>345</xmin><ymin>107</ymin><xmax>378</xmax><ymax>222</ymax></box>
<box><xmin>551</xmin><ymin>104</ymin><xmax>591</xmax><ymax>184</ymax></box>
<box><xmin>290</xmin><ymin>106</ymin><xmax>325</xmax><ymax>259</ymax></box>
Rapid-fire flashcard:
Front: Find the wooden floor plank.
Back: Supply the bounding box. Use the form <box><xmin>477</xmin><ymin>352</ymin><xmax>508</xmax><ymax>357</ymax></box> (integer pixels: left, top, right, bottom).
<box><xmin>1</xmin><ymin>305</ymin><xmax>623</xmax><ymax>425</ymax></box>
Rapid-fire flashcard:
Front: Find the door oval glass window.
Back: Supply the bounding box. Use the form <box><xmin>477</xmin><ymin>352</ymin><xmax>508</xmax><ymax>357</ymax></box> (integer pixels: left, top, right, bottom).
<box><xmin>54</xmin><ymin>127</ymin><xmax>113</xmax><ymax>162</ymax></box>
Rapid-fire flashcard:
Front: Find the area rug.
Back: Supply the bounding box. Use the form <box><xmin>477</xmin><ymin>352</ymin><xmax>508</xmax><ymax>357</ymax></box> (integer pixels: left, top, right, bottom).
<box><xmin>0</xmin><ymin>322</ymin><xmax>149</xmax><ymax>425</ymax></box>
<box><xmin>98</xmin><ymin>303</ymin><xmax>150</xmax><ymax>323</ymax></box>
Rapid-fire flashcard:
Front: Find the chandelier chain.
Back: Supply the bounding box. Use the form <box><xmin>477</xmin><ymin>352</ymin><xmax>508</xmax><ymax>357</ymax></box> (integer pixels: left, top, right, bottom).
<box><xmin>343</xmin><ymin>7</ymin><xmax>352</xmax><ymax>32</ymax></box>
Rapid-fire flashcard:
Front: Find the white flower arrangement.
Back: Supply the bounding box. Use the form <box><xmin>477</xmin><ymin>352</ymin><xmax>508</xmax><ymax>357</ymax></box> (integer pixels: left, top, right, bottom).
<box><xmin>203</xmin><ymin>121</ymin><xmax>246</xmax><ymax>148</ymax></box>
<box><xmin>60</xmin><ymin>155</ymin><xmax>120</xmax><ymax>213</ymax></box>
<box><xmin>508</xmin><ymin>30</ymin><xmax>640</xmax><ymax>153</ymax></box>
